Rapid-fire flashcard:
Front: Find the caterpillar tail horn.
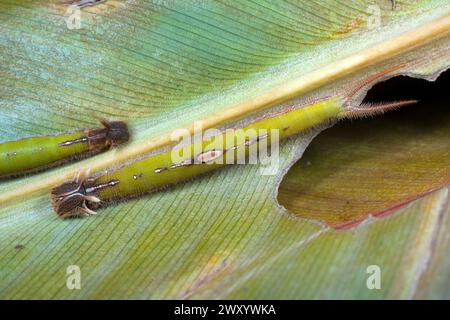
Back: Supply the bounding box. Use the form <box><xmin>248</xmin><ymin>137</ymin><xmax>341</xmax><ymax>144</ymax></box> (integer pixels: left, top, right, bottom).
<box><xmin>339</xmin><ymin>100</ymin><xmax>418</xmax><ymax>119</ymax></box>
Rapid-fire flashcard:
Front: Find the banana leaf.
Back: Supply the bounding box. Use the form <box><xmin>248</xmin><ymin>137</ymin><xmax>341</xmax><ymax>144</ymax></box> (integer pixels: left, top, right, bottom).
<box><xmin>0</xmin><ymin>0</ymin><xmax>449</xmax><ymax>299</ymax></box>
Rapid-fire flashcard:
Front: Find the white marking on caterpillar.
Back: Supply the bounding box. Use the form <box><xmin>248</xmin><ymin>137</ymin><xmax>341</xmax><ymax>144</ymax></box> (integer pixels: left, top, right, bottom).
<box><xmin>244</xmin><ymin>133</ymin><xmax>268</xmax><ymax>147</ymax></box>
<box><xmin>59</xmin><ymin>137</ymin><xmax>88</xmax><ymax>147</ymax></box>
<box><xmin>85</xmin><ymin>179</ymin><xmax>119</xmax><ymax>193</ymax></box>
<box><xmin>244</xmin><ymin>139</ymin><xmax>256</xmax><ymax>146</ymax></box>
<box><xmin>133</xmin><ymin>173</ymin><xmax>144</xmax><ymax>180</ymax></box>
<box><xmin>169</xmin><ymin>159</ymin><xmax>193</xmax><ymax>169</ymax></box>
<box><xmin>258</xmin><ymin>134</ymin><xmax>269</xmax><ymax>141</ymax></box>
<box><xmin>154</xmin><ymin>167</ymin><xmax>168</xmax><ymax>174</ymax></box>
<box><xmin>196</xmin><ymin>149</ymin><xmax>224</xmax><ymax>164</ymax></box>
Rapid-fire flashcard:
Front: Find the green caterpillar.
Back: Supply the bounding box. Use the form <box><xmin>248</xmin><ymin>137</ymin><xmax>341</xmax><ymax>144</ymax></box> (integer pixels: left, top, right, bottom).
<box><xmin>51</xmin><ymin>97</ymin><xmax>415</xmax><ymax>218</ymax></box>
<box><xmin>0</xmin><ymin>119</ymin><xmax>129</xmax><ymax>179</ymax></box>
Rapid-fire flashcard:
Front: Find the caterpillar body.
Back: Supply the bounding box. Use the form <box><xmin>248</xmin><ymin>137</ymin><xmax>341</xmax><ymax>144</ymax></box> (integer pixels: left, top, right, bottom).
<box><xmin>51</xmin><ymin>96</ymin><xmax>416</xmax><ymax>218</ymax></box>
<box><xmin>0</xmin><ymin>120</ymin><xmax>129</xmax><ymax>179</ymax></box>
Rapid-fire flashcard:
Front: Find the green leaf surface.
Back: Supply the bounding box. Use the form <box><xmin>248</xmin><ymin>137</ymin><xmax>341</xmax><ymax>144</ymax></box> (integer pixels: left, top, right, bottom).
<box><xmin>0</xmin><ymin>0</ymin><xmax>449</xmax><ymax>299</ymax></box>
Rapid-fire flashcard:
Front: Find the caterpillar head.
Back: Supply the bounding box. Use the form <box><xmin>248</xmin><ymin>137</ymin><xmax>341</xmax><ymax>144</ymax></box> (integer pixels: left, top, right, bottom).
<box><xmin>102</xmin><ymin>120</ymin><xmax>130</xmax><ymax>147</ymax></box>
<box><xmin>87</xmin><ymin>119</ymin><xmax>130</xmax><ymax>151</ymax></box>
<box><xmin>51</xmin><ymin>180</ymin><xmax>100</xmax><ymax>219</ymax></box>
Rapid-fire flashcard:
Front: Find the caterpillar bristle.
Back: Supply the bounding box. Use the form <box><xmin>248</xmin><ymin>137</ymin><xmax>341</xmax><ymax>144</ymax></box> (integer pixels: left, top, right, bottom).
<box><xmin>340</xmin><ymin>100</ymin><xmax>418</xmax><ymax>119</ymax></box>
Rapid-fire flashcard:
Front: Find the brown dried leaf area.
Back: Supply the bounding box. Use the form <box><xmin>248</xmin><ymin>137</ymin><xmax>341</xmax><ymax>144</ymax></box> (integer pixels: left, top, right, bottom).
<box><xmin>278</xmin><ymin>71</ymin><xmax>450</xmax><ymax>229</ymax></box>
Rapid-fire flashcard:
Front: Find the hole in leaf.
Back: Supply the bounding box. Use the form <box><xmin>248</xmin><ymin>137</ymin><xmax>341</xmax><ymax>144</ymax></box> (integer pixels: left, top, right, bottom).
<box><xmin>278</xmin><ymin>69</ymin><xmax>450</xmax><ymax>230</ymax></box>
